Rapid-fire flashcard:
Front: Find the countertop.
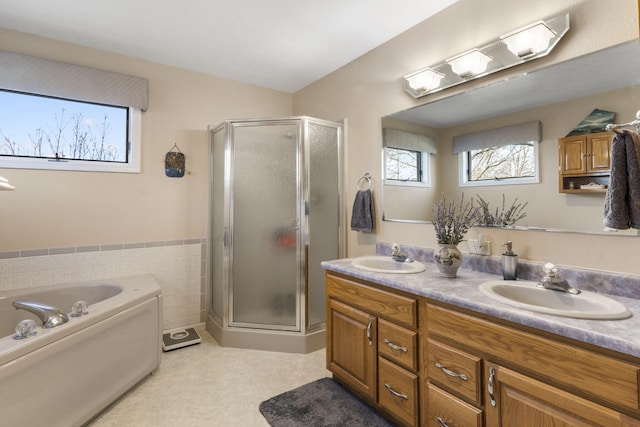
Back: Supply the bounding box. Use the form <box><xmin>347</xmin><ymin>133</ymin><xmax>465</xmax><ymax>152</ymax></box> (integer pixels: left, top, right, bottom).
<box><xmin>322</xmin><ymin>258</ymin><xmax>640</xmax><ymax>359</ymax></box>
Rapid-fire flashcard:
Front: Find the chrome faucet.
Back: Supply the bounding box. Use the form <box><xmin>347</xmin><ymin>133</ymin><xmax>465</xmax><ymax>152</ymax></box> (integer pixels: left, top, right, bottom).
<box><xmin>391</xmin><ymin>243</ymin><xmax>412</xmax><ymax>263</ymax></box>
<box><xmin>537</xmin><ymin>263</ymin><xmax>580</xmax><ymax>295</ymax></box>
<box><xmin>13</xmin><ymin>300</ymin><xmax>69</xmax><ymax>328</ymax></box>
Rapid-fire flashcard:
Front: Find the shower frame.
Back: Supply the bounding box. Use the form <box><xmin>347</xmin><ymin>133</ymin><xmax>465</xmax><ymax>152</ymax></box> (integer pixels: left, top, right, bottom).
<box><xmin>206</xmin><ymin>116</ymin><xmax>344</xmax><ymax>353</ymax></box>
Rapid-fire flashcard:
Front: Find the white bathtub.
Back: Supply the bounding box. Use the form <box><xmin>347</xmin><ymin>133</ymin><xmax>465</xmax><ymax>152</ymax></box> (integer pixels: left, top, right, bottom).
<box><xmin>0</xmin><ymin>274</ymin><xmax>163</xmax><ymax>427</ymax></box>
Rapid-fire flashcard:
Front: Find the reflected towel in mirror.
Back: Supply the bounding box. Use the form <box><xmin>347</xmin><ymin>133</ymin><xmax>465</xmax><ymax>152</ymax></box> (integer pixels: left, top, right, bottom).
<box><xmin>351</xmin><ymin>189</ymin><xmax>375</xmax><ymax>232</ymax></box>
<box><xmin>603</xmin><ymin>130</ymin><xmax>640</xmax><ymax>229</ymax></box>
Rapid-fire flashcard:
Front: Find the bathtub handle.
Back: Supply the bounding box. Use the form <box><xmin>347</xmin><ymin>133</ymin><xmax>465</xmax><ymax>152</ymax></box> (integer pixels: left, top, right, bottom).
<box><xmin>14</xmin><ymin>319</ymin><xmax>38</xmax><ymax>340</ymax></box>
<box><xmin>71</xmin><ymin>301</ymin><xmax>89</xmax><ymax>317</ymax></box>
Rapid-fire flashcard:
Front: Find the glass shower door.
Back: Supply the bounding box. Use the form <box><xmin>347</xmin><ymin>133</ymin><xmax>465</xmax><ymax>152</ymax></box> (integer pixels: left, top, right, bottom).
<box><xmin>230</xmin><ymin>122</ymin><xmax>300</xmax><ymax>330</ymax></box>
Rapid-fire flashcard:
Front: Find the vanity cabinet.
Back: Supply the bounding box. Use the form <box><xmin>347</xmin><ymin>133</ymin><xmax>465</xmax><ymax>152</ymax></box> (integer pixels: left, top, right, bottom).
<box><xmin>483</xmin><ymin>363</ymin><xmax>637</xmax><ymax>427</ymax></box>
<box><xmin>325</xmin><ymin>268</ymin><xmax>640</xmax><ymax>426</ymax></box>
<box><xmin>326</xmin><ymin>272</ymin><xmax>421</xmax><ymax>426</ymax></box>
<box><xmin>558</xmin><ymin>131</ymin><xmax>612</xmax><ymax>193</ymax></box>
<box><xmin>426</xmin><ymin>302</ymin><xmax>640</xmax><ymax>427</ymax></box>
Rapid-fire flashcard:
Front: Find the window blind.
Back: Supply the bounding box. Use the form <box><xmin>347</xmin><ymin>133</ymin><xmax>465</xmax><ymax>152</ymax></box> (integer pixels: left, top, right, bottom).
<box><xmin>0</xmin><ymin>51</ymin><xmax>148</xmax><ymax>111</ymax></box>
<box><xmin>452</xmin><ymin>121</ymin><xmax>541</xmax><ymax>153</ymax></box>
<box><xmin>383</xmin><ymin>128</ymin><xmax>437</xmax><ymax>154</ymax></box>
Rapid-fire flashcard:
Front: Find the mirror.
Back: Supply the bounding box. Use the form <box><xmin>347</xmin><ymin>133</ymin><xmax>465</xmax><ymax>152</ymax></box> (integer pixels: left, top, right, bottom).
<box><xmin>381</xmin><ymin>41</ymin><xmax>640</xmax><ymax>234</ymax></box>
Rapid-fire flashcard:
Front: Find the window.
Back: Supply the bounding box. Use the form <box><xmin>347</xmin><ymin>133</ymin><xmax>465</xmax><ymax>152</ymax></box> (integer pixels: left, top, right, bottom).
<box><xmin>460</xmin><ymin>141</ymin><xmax>538</xmax><ymax>187</ymax></box>
<box><xmin>453</xmin><ymin>121</ymin><xmax>541</xmax><ymax>187</ymax></box>
<box><xmin>0</xmin><ymin>90</ymin><xmax>140</xmax><ymax>173</ymax></box>
<box><xmin>382</xmin><ymin>128</ymin><xmax>435</xmax><ymax>188</ymax></box>
<box><xmin>0</xmin><ymin>51</ymin><xmax>147</xmax><ymax>173</ymax></box>
<box><xmin>384</xmin><ymin>147</ymin><xmax>429</xmax><ymax>187</ymax></box>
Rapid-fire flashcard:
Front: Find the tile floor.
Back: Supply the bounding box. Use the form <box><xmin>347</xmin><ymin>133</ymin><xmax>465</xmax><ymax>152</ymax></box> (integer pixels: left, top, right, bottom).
<box><xmin>89</xmin><ymin>330</ymin><xmax>330</xmax><ymax>426</ymax></box>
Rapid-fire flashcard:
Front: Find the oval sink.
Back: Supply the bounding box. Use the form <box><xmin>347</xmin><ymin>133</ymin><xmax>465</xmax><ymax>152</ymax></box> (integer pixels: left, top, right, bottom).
<box><xmin>479</xmin><ymin>280</ymin><xmax>631</xmax><ymax>320</ymax></box>
<box><xmin>351</xmin><ymin>256</ymin><xmax>426</xmax><ymax>274</ymax></box>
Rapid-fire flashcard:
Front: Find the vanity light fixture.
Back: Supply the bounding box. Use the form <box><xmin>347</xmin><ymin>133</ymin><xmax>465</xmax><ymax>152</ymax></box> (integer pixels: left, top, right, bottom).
<box><xmin>405</xmin><ymin>69</ymin><xmax>444</xmax><ymax>92</ymax></box>
<box><xmin>500</xmin><ymin>21</ymin><xmax>557</xmax><ymax>58</ymax></box>
<box><xmin>446</xmin><ymin>49</ymin><xmax>493</xmax><ymax>78</ymax></box>
<box><xmin>403</xmin><ymin>13</ymin><xmax>570</xmax><ymax>98</ymax></box>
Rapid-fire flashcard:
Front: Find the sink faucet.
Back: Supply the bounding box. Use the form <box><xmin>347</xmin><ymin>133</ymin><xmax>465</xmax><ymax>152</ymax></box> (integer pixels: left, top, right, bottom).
<box><xmin>537</xmin><ymin>263</ymin><xmax>580</xmax><ymax>295</ymax></box>
<box><xmin>13</xmin><ymin>300</ymin><xmax>69</xmax><ymax>328</ymax></box>
<box><xmin>390</xmin><ymin>243</ymin><xmax>412</xmax><ymax>263</ymax></box>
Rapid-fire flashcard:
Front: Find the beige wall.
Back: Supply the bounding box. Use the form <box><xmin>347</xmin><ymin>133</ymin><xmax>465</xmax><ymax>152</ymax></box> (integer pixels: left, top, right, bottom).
<box><xmin>0</xmin><ymin>27</ymin><xmax>293</xmax><ymax>251</ymax></box>
<box><xmin>3</xmin><ymin>0</ymin><xmax>640</xmax><ymax>278</ymax></box>
<box><xmin>293</xmin><ymin>0</ymin><xmax>640</xmax><ymax>274</ymax></box>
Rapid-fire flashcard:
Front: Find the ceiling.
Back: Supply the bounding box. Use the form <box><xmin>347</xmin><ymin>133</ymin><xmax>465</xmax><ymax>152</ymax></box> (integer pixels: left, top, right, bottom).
<box><xmin>391</xmin><ymin>41</ymin><xmax>640</xmax><ymax>128</ymax></box>
<box><xmin>0</xmin><ymin>0</ymin><xmax>459</xmax><ymax>93</ymax></box>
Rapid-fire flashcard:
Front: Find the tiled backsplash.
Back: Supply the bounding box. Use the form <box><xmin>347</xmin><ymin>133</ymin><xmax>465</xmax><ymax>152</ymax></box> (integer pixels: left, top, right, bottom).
<box><xmin>377</xmin><ymin>241</ymin><xmax>640</xmax><ymax>300</ymax></box>
<box><xmin>0</xmin><ymin>239</ymin><xmax>207</xmax><ymax>331</ymax></box>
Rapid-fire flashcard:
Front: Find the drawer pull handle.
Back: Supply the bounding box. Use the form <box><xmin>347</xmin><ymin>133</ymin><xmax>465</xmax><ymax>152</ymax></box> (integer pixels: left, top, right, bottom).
<box><xmin>488</xmin><ymin>366</ymin><xmax>497</xmax><ymax>407</ymax></box>
<box><xmin>436</xmin><ymin>417</ymin><xmax>450</xmax><ymax>427</ymax></box>
<box><xmin>366</xmin><ymin>318</ymin><xmax>372</xmax><ymax>347</ymax></box>
<box><xmin>435</xmin><ymin>362</ymin><xmax>468</xmax><ymax>381</ymax></box>
<box><xmin>384</xmin><ymin>338</ymin><xmax>408</xmax><ymax>353</ymax></box>
<box><xmin>384</xmin><ymin>383</ymin><xmax>408</xmax><ymax>400</ymax></box>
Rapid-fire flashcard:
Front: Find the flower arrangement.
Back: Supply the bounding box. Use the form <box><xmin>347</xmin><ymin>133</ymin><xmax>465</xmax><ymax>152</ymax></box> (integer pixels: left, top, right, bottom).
<box><xmin>475</xmin><ymin>194</ymin><xmax>528</xmax><ymax>227</ymax></box>
<box><xmin>432</xmin><ymin>194</ymin><xmax>479</xmax><ymax>245</ymax></box>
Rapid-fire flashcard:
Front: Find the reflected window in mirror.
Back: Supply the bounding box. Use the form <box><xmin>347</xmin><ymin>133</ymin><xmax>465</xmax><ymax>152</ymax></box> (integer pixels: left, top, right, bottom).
<box><xmin>454</xmin><ymin>121</ymin><xmax>541</xmax><ymax>188</ymax></box>
<box><xmin>462</xmin><ymin>142</ymin><xmax>537</xmax><ymax>186</ymax></box>
<box><xmin>384</xmin><ymin>147</ymin><xmax>430</xmax><ymax>187</ymax></box>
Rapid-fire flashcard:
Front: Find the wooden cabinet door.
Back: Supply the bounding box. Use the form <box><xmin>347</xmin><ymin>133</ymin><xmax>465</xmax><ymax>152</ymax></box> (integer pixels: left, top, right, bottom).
<box><xmin>558</xmin><ymin>136</ymin><xmax>586</xmax><ymax>174</ymax></box>
<box><xmin>326</xmin><ymin>298</ymin><xmax>377</xmax><ymax>400</ymax></box>
<box><xmin>587</xmin><ymin>134</ymin><xmax>611</xmax><ymax>172</ymax></box>
<box><xmin>484</xmin><ymin>363</ymin><xmax>631</xmax><ymax>427</ymax></box>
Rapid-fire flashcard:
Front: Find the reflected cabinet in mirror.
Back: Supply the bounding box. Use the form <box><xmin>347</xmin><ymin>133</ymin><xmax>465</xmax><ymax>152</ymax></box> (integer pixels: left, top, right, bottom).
<box><xmin>381</xmin><ymin>41</ymin><xmax>640</xmax><ymax>235</ymax></box>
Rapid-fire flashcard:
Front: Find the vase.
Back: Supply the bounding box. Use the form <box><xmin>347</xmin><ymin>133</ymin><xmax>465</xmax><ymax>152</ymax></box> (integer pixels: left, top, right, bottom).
<box><xmin>433</xmin><ymin>244</ymin><xmax>463</xmax><ymax>278</ymax></box>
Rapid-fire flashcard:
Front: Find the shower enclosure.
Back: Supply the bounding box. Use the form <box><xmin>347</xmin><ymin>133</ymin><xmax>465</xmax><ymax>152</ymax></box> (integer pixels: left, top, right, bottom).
<box><xmin>207</xmin><ymin>117</ymin><xmax>343</xmax><ymax>353</ymax></box>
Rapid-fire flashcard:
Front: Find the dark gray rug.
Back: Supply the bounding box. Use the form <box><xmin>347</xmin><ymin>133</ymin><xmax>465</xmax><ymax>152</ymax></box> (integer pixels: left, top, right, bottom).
<box><xmin>259</xmin><ymin>377</ymin><xmax>396</xmax><ymax>427</ymax></box>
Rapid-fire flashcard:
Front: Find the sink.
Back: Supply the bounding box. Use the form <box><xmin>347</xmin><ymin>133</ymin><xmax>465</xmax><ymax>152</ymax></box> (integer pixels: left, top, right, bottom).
<box><xmin>479</xmin><ymin>280</ymin><xmax>631</xmax><ymax>320</ymax></box>
<box><xmin>351</xmin><ymin>256</ymin><xmax>426</xmax><ymax>274</ymax></box>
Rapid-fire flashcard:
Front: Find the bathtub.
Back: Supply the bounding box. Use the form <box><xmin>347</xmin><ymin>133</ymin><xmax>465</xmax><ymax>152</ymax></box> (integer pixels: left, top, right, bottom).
<box><xmin>0</xmin><ymin>274</ymin><xmax>163</xmax><ymax>427</ymax></box>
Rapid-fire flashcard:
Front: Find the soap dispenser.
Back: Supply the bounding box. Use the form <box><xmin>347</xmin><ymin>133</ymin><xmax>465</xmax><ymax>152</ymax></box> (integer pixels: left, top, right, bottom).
<box><xmin>502</xmin><ymin>241</ymin><xmax>518</xmax><ymax>280</ymax></box>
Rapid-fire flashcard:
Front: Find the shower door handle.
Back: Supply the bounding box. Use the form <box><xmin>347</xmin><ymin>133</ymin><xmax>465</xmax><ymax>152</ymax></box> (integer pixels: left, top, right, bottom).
<box><xmin>291</xmin><ymin>218</ymin><xmax>299</xmax><ymax>230</ymax></box>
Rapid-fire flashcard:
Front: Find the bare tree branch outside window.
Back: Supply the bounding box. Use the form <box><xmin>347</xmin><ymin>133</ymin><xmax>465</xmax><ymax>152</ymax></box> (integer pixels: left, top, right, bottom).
<box><xmin>0</xmin><ymin>90</ymin><xmax>127</xmax><ymax>163</ymax></box>
<box><xmin>469</xmin><ymin>143</ymin><xmax>534</xmax><ymax>181</ymax></box>
<box><xmin>386</xmin><ymin>147</ymin><xmax>420</xmax><ymax>181</ymax></box>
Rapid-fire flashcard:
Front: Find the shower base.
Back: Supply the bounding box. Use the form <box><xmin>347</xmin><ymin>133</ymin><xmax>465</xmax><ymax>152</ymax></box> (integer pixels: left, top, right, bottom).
<box><xmin>206</xmin><ymin>315</ymin><xmax>325</xmax><ymax>354</ymax></box>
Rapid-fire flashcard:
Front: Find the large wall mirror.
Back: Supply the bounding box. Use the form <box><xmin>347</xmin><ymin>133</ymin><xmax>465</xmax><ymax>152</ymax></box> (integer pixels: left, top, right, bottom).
<box><xmin>381</xmin><ymin>41</ymin><xmax>640</xmax><ymax>235</ymax></box>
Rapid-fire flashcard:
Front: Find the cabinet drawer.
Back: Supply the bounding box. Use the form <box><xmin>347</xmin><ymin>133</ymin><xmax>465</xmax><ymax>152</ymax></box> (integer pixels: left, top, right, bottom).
<box><xmin>427</xmin><ymin>303</ymin><xmax>640</xmax><ymax>413</ymax></box>
<box><xmin>378</xmin><ymin>357</ymin><xmax>419</xmax><ymax>427</ymax></box>
<box><xmin>427</xmin><ymin>339</ymin><xmax>482</xmax><ymax>405</ymax></box>
<box><xmin>378</xmin><ymin>319</ymin><xmax>418</xmax><ymax>371</ymax></box>
<box><xmin>427</xmin><ymin>383</ymin><xmax>483</xmax><ymax>427</ymax></box>
<box><xmin>327</xmin><ymin>273</ymin><xmax>418</xmax><ymax>327</ymax></box>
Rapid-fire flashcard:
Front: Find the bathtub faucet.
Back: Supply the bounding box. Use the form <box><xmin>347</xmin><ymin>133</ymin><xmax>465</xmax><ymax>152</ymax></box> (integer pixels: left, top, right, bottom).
<box><xmin>12</xmin><ymin>300</ymin><xmax>69</xmax><ymax>328</ymax></box>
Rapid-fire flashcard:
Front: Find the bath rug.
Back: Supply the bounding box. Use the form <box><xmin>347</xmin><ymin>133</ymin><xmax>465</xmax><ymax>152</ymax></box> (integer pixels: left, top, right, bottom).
<box><xmin>259</xmin><ymin>377</ymin><xmax>395</xmax><ymax>427</ymax></box>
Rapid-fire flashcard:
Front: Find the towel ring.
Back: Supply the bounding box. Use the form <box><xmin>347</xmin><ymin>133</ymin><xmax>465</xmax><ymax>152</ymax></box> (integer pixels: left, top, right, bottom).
<box><xmin>357</xmin><ymin>173</ymin><xmax>372</xmax><ymax>191</ymax></box>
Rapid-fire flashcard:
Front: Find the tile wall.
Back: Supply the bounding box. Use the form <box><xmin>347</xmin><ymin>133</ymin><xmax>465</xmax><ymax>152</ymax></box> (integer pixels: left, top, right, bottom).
<box><xmin>0</xmin><ymin>239</ymin><xmax>207</xmax><ymax>331</ymax></box>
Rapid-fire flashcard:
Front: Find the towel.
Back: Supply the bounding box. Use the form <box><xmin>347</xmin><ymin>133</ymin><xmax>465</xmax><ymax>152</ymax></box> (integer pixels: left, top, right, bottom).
<box><xmin>603</xmin><ymin>130</ymin><xmax>640</xmax><ymax>229</ymax></box>
<box><xmin>351</xmin><ymin>189</ymin><xmax>375</xmax><ymax>232</ymax></box>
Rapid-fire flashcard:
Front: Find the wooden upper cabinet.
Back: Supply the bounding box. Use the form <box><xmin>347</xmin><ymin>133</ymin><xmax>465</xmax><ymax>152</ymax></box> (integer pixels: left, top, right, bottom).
<box><xmin>559</xmin><ymin>132</ymin><xmax>611</xmax><ymax>175</ymax></box>
<box><xmin>558</xmin><ymin>131</ymin><xmax>612</xmax><ymax>192</ymax></box>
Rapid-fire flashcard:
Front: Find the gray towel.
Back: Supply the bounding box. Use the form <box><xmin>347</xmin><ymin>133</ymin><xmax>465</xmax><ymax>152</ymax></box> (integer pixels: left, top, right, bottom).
<box><xmin>351</xmin><ymin>189</ymin><xmax>375</xmax><ymax>232</ymax></box>
<box><xmin>603</xmin><ymin>130</ymin><xmax>640</xmax><ymax>229</ymax></box>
